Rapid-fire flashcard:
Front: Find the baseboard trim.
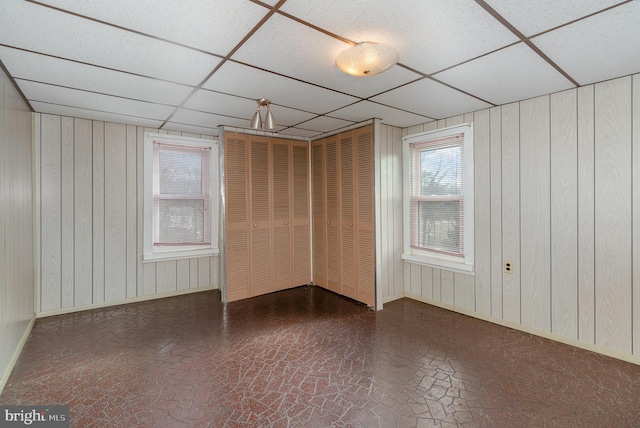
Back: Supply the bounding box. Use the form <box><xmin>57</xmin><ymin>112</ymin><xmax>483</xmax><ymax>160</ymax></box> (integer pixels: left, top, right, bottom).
<box><xmin>0</xmin><ymin>314</ymin><xmax>36</xmax><ymax>395</ymax></box>
<box><xmin>386</xmin><ymin>292</ymin><xmax>640</xmax><ymax>366</ymax></box>
<box><xmin>36</xmin><ymin>286</ymin><xmax>218</xmax><ymax>318</ymax></box>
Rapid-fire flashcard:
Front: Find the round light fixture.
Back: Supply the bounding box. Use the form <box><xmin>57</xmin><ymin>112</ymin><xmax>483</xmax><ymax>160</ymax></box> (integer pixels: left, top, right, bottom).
<box><xmin>336</xmin><ymin>42</ymin><xmax>398</xmax><ymax>77</ymax></box>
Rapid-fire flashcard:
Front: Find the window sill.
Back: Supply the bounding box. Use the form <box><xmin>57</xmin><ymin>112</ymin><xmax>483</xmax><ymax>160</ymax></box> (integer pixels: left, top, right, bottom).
<box><xmin>143</xmin><ymin>247</ymin><xmax>219</xmax><ymax>263</ymax></box>
<box><xmin>402</xmin><ymin>253</ymin><xmax>474</xmax><ymax>275</ymax></box>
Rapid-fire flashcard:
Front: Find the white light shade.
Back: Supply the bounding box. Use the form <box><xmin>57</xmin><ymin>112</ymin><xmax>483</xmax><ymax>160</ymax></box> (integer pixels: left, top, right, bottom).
<box><xmin>336</xmin><ymin>42</ymin><xmax>399</xmax><ymax>77</ymax></box>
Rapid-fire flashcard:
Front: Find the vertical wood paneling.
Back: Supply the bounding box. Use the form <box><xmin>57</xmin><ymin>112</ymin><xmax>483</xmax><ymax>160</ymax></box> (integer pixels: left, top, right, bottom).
<box><xmin>74</xmin><ymin>119</ymin><xmax>93</xmax><ymax>306</ymax></box>
<box><xmin>633</xmin><ymin>75</ymin><xmax>640</xmax><ymax>355</ymax></box>
<box><xmin>198</xmin><ymin>256</ymin><xmax>211</xmax><ymax>287</ymax></box>
<box><xmin>61</xmin><ymin>117</ymin><xmax>74</xmax><ymax>308</ymax></box>
<box><xmin>392</xmin><ymin>126</ymin><xmax>404</xmax><ymax>298</ymax></box>
<box><xmin>490</xmin><ymin>107</ymin><xmax>503</xmax><ymax>319</ymax></box>
<box><xmin>550</xmin><ymin>89</ymin><xmax>578</xmax><ymax>339</ymax></box>
<box><xmin>432</xmin><ymin>269</ymin><xmax>442</xmax><ymax>302</ymax></box>
<box><xmin>577</xmin><ymin>85</ymin><xmax>595</xmax><ymax>344</ymax></box>
<box><xmin>474</xmin><ymin>109</ymin><xmax>491</xmax><ymax>316</ymax></box>
<box><xmin>441</xmin><ymin>270</ymin><xmax>454</xmax><ymax>305</ymax></box>
<box><xmin>594</xmin><ymin>77</ymin><xmax>632</xmax><ymax>354</ymax></box>
<box><xmin>156</xmin><ymin>260</ymin><xmax>177</xmax><ymax>293</ymax></box>
<box><xmin>189</xmin><ymin>258</ymin><xmax>199</xmax><ymax>288</ymax></box>
<box><xmin>410</xmin><ymin>263</ymin><xmax>421</xmax><ymax>296</ymax></box>
<box><xmin>454</xmin><ymin>272</ymin><xmax>475</xmax><ymax>311</ymax></box>
<box><xmin>420</xmin><ymin>266</ymin><xmax>433</xmax><ymax>299</ymax></box>
<box><xmin>92</xmin><ymin>121</ymin><xmax>105</xmax><ymax>303</ymax></box>
<box><xmin>378</xmin><ymin>125</ymin><xmax>390</xmax><ymax>298</ymax></box>
<box><xmin>520</xmin><ymin>96</ymin><xmax>551</xmax><ymax>332</ymax></box>
<box><xmin>126</xmin><ymin>125</ymin><xmax>137</xmax><ymax>298</ymax></box>
<box><xmin>37</xmin><ymin>116</ymin><xmax>219</xmax><ymax>312</ymax></box>
<box><xmin>104</xmin><ymin>122</ymin><xmax>127</xmax><ymax>302</ymax></box>
<box><xmin>40</xmin><ymin>114</ymin><xmax>62</xmax><ymax>312</ymax></box>
<box><xmin>0</xmin><ymin>69</ymin><xmax>34</xmax><ymax>388</ymax></box>
<box><xmin>176</xmin><ymin>259</ymin><xmax>190</xmax><ymax>290</ymax></box>
<box><xmin>501</xmin><ymin>103</ymin><xmax>521</xmax><ymax>324</ymax></box>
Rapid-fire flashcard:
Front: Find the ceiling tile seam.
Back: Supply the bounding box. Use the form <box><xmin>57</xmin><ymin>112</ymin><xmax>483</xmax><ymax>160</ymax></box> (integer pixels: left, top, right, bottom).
<box><xmin>198</xmin><ymin>87</ymin><xmax>325</xmax><ymax>117</ymax></box>
<box><xmin>159</xmin><ymin>0</ymin><xmax>289</xmax><ymax>129</ymax></box>
<box><xmin>320</xmin><ymin>99</ymin><xmax>435</xmax><ymax>123</ymax></box>
<box><xmin>14</xmin><ymin>78</ymin><xmax>182</xmax><ymax>108</ymax></box>
<box><xmin>0</xmin><ymin>44</ymin><xmax>198</xmax><ymax>89</ymax></box>
<box><xmin>227</xmin><ymin>58</ymin><xmax>366</xmax><ymax>103</ymax></box>
<box><xmin>426</xmin><ymin>41</ymin><xmax>521</xmax><ymax>77</ymax></box>
<box><xmin>527</xmin><ymin>0</ymin><xmax>634</xmax><ymax>40</ymax></box>
<box><xmin>174</xmin><ymin>106</ymin><xmax>270</xmax><ymax>124</ymax></box>
<box><xmin>276</xmin><ymin>10</ymin><xmax>354</xmax><ymax>46</ymax></box>
<box><xmin>473</xmin><ymin>0</ymin><xmax>579</xmax><ymax>87</ymax></box>
<box><xmin>24</xmin><ymin>0</ymin><xmax>226</xmax><ymax>59</ymax></box>
<box><xmin>30</xmin><ymin>99</ymin><xmax>166</xmax><ymax>122</ymax></box>
<box><xmin>0</xmin><ymin>58</ymin><xmax>34</xmax><ymax>112</ymax></box>
<box><xmin>286</xmin><ymin>114</ymin><xmax>357</xmax><ymax>132</ymax></box>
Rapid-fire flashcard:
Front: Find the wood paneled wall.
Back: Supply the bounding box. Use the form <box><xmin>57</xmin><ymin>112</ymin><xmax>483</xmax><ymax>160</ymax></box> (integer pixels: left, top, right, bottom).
<box><xmin>36</xmin><ymin>114</ymin><xmax>219</xmax><ymax>315</ymax></box>
<box><xmin>0</xmin><ymin>68</ymin><xmax>34</xmax><ymax>390</ymax></box>
<box><xmin>378</xmin><ymin>74</ymin><xmax>640</xmax><ymax>362</ymax></box>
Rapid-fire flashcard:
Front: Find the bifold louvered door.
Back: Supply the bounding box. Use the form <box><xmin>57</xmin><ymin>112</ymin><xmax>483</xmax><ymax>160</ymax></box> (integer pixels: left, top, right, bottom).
<box><xmin>225</xmin><ymin>134</ymin><xmax>250</xmax><ymax>301</ymax></box>
<box><xmin>225</xmin><ymin>133</ymin><xmax>310</xmax><ymax>302</ymax></box>
<box><xmin>354</xmin><ymin>126</ymin><xmax>375</xmax><ymax>306</ymax></box>
<box><xmin>311</xmin><ymin>125</ymin><xmax>375</xmax><ymax>307</ymax></box>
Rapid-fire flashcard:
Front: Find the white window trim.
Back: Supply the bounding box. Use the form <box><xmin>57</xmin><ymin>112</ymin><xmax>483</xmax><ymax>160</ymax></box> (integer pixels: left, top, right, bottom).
<box><xmin>143</xmin><ymin>132</ymin><xmax>219</xmax><ymax>263</ymax></box>
<box><xmin>402</xmin><ymin>123</ymin><xmax>474</xmax><ymax>274</ymax></box>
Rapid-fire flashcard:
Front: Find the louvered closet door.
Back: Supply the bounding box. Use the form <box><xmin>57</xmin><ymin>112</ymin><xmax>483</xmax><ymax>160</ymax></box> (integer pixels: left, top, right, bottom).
<box><xmin>250</xmin><ymin>137</ymin><xmax>273</xmax><ymax>297</ymax></box>
<box><xmin>225</xmin><ymin>134</ymin><xmax>250</xmax><ymax>302</ymax></box>
<box><xmin>312</xmin><ymin>141</ymin><xmax>327</xmax><ymax>288</ymax></box>
<box><xmin>325</xmin><ymin>136</ymin><xmax>340</xmax><ymax>293</ymax></box>
<box><xmin>339</xmin><ymin>131</ymin><xmax>357</xmax><ymax>300</ymax></box>
<box><xmin>292</xmin><ymin>142</ymin><xmax>310</xmax><ymax>285</ymax></box>
<box><xmin>272</xmin><ymin>140</ymin><xmax>292</xmax><ymax>291</ymax></box>
<box><xmin>355</xmin><ymin>126</ymin><xmax>375</xmax><ymax>307</ymax></box>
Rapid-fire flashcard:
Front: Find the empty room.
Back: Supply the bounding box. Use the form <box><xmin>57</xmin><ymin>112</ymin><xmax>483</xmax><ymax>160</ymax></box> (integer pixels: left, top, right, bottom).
<box><xmin>1</xmin><ymin>0</ymin><xmax>640</xmax><ymax>426</ymax></box>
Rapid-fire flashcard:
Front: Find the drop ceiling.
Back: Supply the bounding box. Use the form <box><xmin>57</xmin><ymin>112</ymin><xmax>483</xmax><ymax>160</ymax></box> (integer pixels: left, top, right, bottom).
<box><xmin>1</xmin><ymin>0</ymin><xmax>639</xmax><ymax>138</ymax></box>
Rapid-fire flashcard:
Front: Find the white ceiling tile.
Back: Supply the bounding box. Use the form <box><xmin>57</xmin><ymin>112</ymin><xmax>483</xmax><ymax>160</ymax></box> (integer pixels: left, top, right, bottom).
<box><xmin>280</xmin><ymin>0</ymin><xmax>519</xmax><ymax>74</ymax></box>
<box><xmin>171</xmin><ymin>108</ymin><xmax>266</xmax><ymax>130</ymax></box>
<box><xmin>163</xmin><ymin>122</ymin><xmax>219</xmax><ymax>138</ymax></box>
<box><xmin>183</xmin><ymin>89</ymin><xmax>318</xmax><ymax>127</ymax></box>
<box><xmin>231</xmin><ymin>13</ymin><xmax>421</xmax><ymax>99</ymax></box>
<box><xmin>295</xmin><ymin>116</ymin><xmax>354</xmax><ymax>133</ymax></box>
<box><xmin>18</xmin><ymin>80</ymin><xmax>175</xmax><ymax>120</ymax></box>
<box><xmin>330</xmin><ymin>101</ymin><xmax>433</xmax><ymax>128</ymax></box>
<box><xmin>485</xmin><ymin>0</ymin><xmax>623</xmax><ymax>36</ymax></box>
<box><xmin>371</xmin><ymin>79</ymin><xmax>492</xmax><ymax>120</ymax></box>
<box><xmin>435</xmin><ymin>43</ymin><xmax>575</xmax><ymax>106</ymax></box>
<box><xmin>280</xmin><ymin>128</ymin><xmax>323</xmax><ymax>139</ymax></box>
<box><xmin>31</xmin><ymin>102</ymin><xmax>164</xmax><ymax>128</ymax></box>
<box><xmin>35</xmin><ymin>0</ymin><xmax>269</xmax><ymax>56</ymax></box>
<box><xmin>532</xmin><ymin>2</ymin><xmax>640</xmax><ymax>86</ymax></box>
<box><xmin>0</xmin><ymin>47</ymin><xmax>193</xmax><ymax>106</ymax></box>
<box><xmin>0</xmin><ymin>0</ymin><xmax>221</xmax><ymax>85</ymax></box>
<box><xmin>202</xmin><ymin>61</ymin><xmax>359</xmax><ymax>114</ymax></box>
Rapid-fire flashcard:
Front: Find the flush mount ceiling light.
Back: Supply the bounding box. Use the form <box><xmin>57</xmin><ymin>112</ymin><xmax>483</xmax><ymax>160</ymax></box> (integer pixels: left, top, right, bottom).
<box><xmin>249</xmin><ymin>98</ymin><xmax>277</xmax><ymax>130</ymax></box>
<box><xmin>336</xmin><ymin>42</ymin><xmax>399</xmax><ymax>77</ymax></box>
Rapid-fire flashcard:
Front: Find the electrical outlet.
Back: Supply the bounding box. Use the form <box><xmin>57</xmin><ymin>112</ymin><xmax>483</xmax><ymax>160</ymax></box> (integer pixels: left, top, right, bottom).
<box><xmin>504</xmin><ymin>261</ymin><xmax>513</xmax><ymax>274</ymax></box>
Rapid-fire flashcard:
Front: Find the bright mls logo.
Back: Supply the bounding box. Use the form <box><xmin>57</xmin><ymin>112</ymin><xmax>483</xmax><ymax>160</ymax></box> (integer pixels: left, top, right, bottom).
<box><xmin>0</xmin><ymin>406</ymin><xmax>69</xmax><ymax>427</ymax></box>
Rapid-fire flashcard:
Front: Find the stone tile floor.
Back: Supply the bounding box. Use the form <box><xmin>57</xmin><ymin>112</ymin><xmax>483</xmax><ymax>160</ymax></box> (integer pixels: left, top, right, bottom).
<box><xmin>1</xmin><ymin>285</ymin><xmax>639</xmax><ymax>427</ymax></box>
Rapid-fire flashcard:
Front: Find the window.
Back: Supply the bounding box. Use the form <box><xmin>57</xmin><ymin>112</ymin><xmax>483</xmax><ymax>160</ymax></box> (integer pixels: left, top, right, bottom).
<box><xmin>144</xmin><ymin>133</ymin><xmax>219</xmax><ymax>262</ymax></box>
<box><xmin>402</xmin><ymin>123</ymin><xmax>474</xmax><ymax>273</ymax></box>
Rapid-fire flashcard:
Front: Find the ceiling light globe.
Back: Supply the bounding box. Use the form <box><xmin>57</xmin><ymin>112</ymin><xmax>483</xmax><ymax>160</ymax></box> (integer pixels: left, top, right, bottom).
<box><xmin>336</xmin><ymin>42</ymin><xmax>398</xmax><ymax>77</ymax></box>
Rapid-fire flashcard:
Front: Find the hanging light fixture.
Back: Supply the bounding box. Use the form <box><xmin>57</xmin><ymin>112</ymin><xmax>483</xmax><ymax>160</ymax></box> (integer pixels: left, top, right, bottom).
<box><xmin>336</xmin><ymin>42</ymin><xmax>398</xmax><ymax>77</ymax></box>
<box><xmin>249</xmin><ymin>98</ymin><xmax>277</xmax><ymax>130</ymax></box>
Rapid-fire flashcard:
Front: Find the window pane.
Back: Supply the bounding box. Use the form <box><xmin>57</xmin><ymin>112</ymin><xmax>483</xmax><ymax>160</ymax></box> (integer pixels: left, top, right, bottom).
<box><xmin>159</xmin><ymin>151</ymin><xmax>202</xmax><ymax>195</ymax></box>
<box><xmin>412</xmin><ymin>200</ymin><xmax>462</xmax><ymax>255</ymax></box>
<box><xmin>158</xmin><ymin>199</ymin><xmax>206</xmax><ymax>244</ymax></box>
<box><xmin>419</xmin><ymin>145</ymin><xmax>462</xmax><ymax>196</ymax></box>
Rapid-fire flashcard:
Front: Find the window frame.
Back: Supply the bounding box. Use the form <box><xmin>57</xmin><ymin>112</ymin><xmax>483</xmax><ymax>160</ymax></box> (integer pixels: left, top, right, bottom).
<box><xmin>402</xmin><ymin>123</ymin><xmax>474</xmax><ymax>273</ymax></box>
<box><xmin>143</xmin><ymin>132</ymin><xmax>219</xmax><ymax>262</ymax></box>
